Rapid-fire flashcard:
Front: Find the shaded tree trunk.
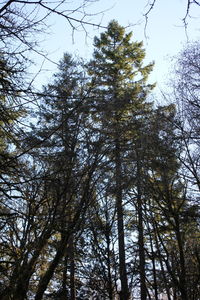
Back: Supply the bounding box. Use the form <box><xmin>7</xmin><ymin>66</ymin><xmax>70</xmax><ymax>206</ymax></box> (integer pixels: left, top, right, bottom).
<box><xmin>115</xmin><ymin>139</ymin><xmax>129</xmax><ymax>300</ymax></box>
<box><xmin>174</xmin><ymin>216</ymin><xmax>188</xmax><ymax>300</ymax></box>
<box><xmin>136</xmin><ymin>151</ymin><xmax>147</xmax><ymax>300</ymax></box>
<box><xmin>69</xmin><ymin>234</ymin><xmax>76</xmax><ymax>300</ymax></box>
<box><xmin>105</xmin><ymin>227</ymin><xmax>114</xmax><ymax>299</ymax></box>
<box><xmin>146</xmin><ymin>214</ymin><xmax>159</xmax><ymax>300</ymax></box>
<box><xmin>61</xmin><ymin>254</ymin><xmax>68</xmax><ymax>300</ymax></box>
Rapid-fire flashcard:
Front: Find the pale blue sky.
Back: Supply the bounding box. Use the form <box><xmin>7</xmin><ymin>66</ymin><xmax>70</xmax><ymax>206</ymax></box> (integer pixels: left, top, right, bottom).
<box><xmin>33</xmin><ymin>0</ymin><xmax>200</xmax><ymax>91</ymax></box>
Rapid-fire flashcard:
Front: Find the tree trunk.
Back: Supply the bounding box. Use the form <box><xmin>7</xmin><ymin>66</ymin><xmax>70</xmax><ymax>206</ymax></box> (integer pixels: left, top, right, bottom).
<box><xmin>61</xmin><ymin>255</ymin><xmax>68</xmax><ymax>300</ymax></box>
<box><xmin>35</xmin><ymin>234</ymin><xmax>69</xmax><ymax>300</ymax></box>
<box><xmin>115</xmin><ymin>140</ymin><xmax>129</xmax><ymax>300</ymax></box>
<box><xmin>174</xmin><ymin>216</ymin><xmax>188</xmax><ymax>300</ymax></box>
<box><xmin>69</xmin><ymin>234</ymin><xmax>76</xmax><ymax>300</ymax></box>
<box><xmin>105</xmin><ymin>226</ymin><xmax>114</xmax><ymax>300</ymax></box>
<box><xmin>136</xmin><ymin>152</ymin><xmax>147</xmax><ymax>300</ymax></box>
<box><xmin>147</xmin><ymin>214</ymin><xmax>158</xmax><ymax>300</ymax></box>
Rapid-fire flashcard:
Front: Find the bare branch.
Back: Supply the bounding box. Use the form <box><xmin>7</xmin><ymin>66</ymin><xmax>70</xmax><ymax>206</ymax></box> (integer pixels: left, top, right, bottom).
<box><xmin>143</xmin><ymin>0</ymin><xmax>200</xmax><ymax>37</ymax></box>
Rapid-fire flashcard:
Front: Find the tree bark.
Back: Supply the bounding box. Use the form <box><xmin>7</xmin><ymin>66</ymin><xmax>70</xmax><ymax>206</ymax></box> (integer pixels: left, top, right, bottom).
<box><xmin>174</xmin><ymin>216</ymin><xmax>188</xmax><ymax>300</ymax></box>
<box><xmin>35</xmin><ymin>234</ymin><xmax>69</xmax><ymax>300</ymax></box>
<box><xmin>146</xmin><ymin>214</ymin><xmax>158</xmax><ymax>300</ymax></box>
<box><xmin>136</xmin><ymin>152</ymin><xmax>147</xmax><ymax>300</ymax></box>
<box><xmin>69</xmin><ymin>234</ymin><xmax>76</xmax><ymax>300</ymax></box>
<box><xmin>115</xmin><ymin>139</ymin><xmax>129</xmax><ymax>300</ymax></box>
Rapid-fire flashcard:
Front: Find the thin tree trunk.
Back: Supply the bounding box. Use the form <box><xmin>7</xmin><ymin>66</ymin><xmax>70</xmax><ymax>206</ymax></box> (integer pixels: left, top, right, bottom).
<box><xmin>146</xmin><ymin>215</ymin><xmax>158</xmax><ymax>300</ymax></box>
<box><xmin>174</xmin><ymin>216</ymin><xmax>188</xmax><ymax>300</ymax></box>
<box><xmin>69</xmin><ymin>234</ymin><xmax>76</xmax><ymax>300</ymax></box>
<box><xmin>61</xmin><ymin>254</ymin><xmax>68</xmax><ymax>300</ymax></box>
<box><xmin>105</xmin><ymin>199</ymin><xmax>114</xmax><ymax>300</ymax></box>
<box><xmin>154</xmin><ymin>220</ymin><xmax>172</xmax><ymax>300</ymax></box>
<box><xmin>115</xmin><ymin>140</ymin><xmax>129</xmax><ymax>300</ymax></box>
<box><xmin>136</xmin><ymin>152</ymin><xmax>147</xmax><ymax>300</ymax></box>
<box><xmin>106</xmin><ymin>228</ymin><xmax>114</xmax><ymax>300</ymax></box>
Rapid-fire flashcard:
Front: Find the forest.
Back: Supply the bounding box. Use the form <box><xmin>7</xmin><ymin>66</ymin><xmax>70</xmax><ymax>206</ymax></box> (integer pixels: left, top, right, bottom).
<box><xmin>0</xmin><ymin>1</ymin><xmax>200</xmax><ymax>300</ymax></box>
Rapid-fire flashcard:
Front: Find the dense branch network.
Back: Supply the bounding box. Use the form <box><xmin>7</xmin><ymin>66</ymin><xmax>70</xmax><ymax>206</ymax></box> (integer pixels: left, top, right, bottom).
<box><xmin>0</xmin><ymin>0</ymin><xmax>107</xmax><ymax>58</ymax></box>
<box><xmin>0</xmin><ymin>0</ymin><xmax>106</xmax><ymax>28</ymax></box>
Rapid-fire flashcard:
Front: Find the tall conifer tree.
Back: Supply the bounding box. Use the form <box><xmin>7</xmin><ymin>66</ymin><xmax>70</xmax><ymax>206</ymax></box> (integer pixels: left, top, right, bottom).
<box><xmin>87</xmin><ymin>20</ymin><xmax>154</xmax><ymax>299</ymax></box>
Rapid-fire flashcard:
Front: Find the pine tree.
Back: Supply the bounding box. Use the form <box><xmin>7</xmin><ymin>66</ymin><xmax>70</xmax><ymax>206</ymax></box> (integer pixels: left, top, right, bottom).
<box><xmin>87</xmin><ymin>20</ymin><xmax>154</xmax><ymax>299</ymax></box>
<box><xmin>28</xmin><ymin>53</ymin><xmax>103</xmax><ymax>300</ymax></box>
<box><xmin>33</xmin><ymin>53</ymin><xmax>84</xmax><ymax>300</ymax></box>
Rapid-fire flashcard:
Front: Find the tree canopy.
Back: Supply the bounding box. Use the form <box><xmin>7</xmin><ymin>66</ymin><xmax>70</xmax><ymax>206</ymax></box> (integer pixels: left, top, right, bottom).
<box><xmin>0</xmin><ymin>16</ymin><xmax>200</xmax><ymax>300</ymax></box>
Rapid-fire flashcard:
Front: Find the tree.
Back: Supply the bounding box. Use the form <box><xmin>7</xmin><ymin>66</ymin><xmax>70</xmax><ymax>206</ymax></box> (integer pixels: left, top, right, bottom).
<box><xmin>0</xmin><ymin>53</ymin><xmax>99</xmax><ymax>300</ymax></box>
<box><xmin>172</xmin><ymin>41</ymin><xmax>200</xmax><ymax>211</ymax></box>
<box><xmin>160</xmin><ymin>41</ymin><xmax>200</xmax><ymax>299</ymax></box>
<box><xmin>144</xmin><ymin>105</ymin><xmax>189</xmax><ymax>299</ymax></box>
<box><xmin>86</xmin><ymin>20</ymin><xmax>154</xmax><ymax>299</ymax></box>
<box><xmin>28</xmin><ymin>53</ymin><xmax>103</xmax><ymax>300</ymax></box>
